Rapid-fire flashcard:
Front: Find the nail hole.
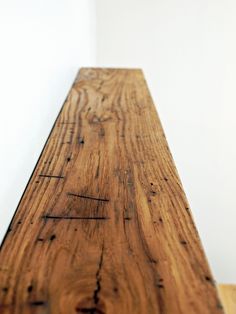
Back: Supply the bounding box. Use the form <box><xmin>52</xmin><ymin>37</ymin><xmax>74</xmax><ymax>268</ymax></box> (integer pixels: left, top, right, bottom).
<box><xmin>2</xmin><ymin>287</ymin><xmax>8</xmax><ymax>293</ymax></box>
<box><xmin>50</xmin><ymin>234</ymin><xmax>56</xmax><ymax>241</ymax></box>
<box><xmin>78</xmin><ymin>137</ymin><xmax>84</xmax><ymax>144</ymax></box>
<box><xmin>27</xmin><ymin>285</ymin><xmax>33</xmax><ymax>293</ymax></box>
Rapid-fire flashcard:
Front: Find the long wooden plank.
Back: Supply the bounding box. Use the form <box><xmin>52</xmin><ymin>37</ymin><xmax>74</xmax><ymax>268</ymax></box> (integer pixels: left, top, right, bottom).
<box><xmin>218</xmin><ymin>285</ymin><xmax>236</xmax><ymax>314</ymax></box>
<box><xmin>0</xmin><ymin>68</ymin><xmax>224</xmax><ymax>313</ymax></box>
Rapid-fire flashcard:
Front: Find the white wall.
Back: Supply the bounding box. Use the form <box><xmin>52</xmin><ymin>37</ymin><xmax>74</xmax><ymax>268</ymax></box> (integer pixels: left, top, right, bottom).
<box><xmin>0</xmin><ymin>0</ymin><xmax>96</xmax><ymax>241</ymax></box>
<box><xmin>97</xmin><ymin>0</ymin><xmax>236</xmax><ymax>282</ymax></box>
<box><xmin>0</xmin><ymin>0</ymin><xmax>235</xmax><ymax>284</ymax></box>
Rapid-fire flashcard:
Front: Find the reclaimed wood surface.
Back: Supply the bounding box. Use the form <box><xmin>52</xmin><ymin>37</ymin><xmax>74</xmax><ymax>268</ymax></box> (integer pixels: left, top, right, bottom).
<box><xmin>0</xmin><ymin>68</ymin><xmax>224</xmax><ymax>314</ymax></box>
<box><xmin>218</xmin><ymin>285</ymin><xmax>236</xmax><ymax>314</ymax></box>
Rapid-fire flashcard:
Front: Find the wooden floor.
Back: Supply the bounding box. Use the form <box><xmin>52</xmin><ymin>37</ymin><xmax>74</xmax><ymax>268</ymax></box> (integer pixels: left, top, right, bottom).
<box><xmin>218</xmin><ymin>285</ymin><xmax>236</xmax><ymax>314</ymax></box>
<box><xmin>0</xmin><ymin>68</ymin><xmax>224</xmax><ymax>313</ymax></box>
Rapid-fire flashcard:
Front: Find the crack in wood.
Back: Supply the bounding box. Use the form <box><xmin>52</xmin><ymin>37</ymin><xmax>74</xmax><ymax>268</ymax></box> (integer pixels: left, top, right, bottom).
<box><xmin>75</xmin><ymin>245</ymin><xmax>105</xmax><ymax>314</ymax></box>
<box><xmin>95</xmin><ymin>153</ymin><xmax>100</xmax><ymax>179</ymax></box>
<box><xmin>76</xmin><ymin>307</ymin><xmax>104</xmax><ymax>314</ymax></box>
<box><xmin>93</xmin><ymin>244</ymin><xmax>104</xmax><ymax>305</ymax></box>
<box><xmin>39</xmin><ymin>174</ymin><xmax>64</xmax><ymax>179</ymax></box>
<box><xmin>29</xmin><ymin>301</ymin><xmax>46</xmax><ymax>306</ymax></box>
<box><xmin>42</xmin><ymin>215</ymin><xmax>109</xmax><ymax>220</ymax></box>
<box><xmin>68</xmin><ymin>193</ymin><xmax>109</xmax><ymax>202</ymax></box>
<box><xmin>124</xmin><ymin>217</ymin><xmax>132</xmax><ymax>221</ymax></box>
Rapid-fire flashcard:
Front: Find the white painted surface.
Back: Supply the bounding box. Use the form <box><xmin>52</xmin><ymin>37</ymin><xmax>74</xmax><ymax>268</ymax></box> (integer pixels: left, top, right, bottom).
<box><xmin>97</xmin><ymin>0</ymin><xmax>236</xmax><ymax>282</ymax></box>
<box><xmin>0</xmin><ymin>0</ymin><xmax>96</xmax><ymax>242</ymax></box>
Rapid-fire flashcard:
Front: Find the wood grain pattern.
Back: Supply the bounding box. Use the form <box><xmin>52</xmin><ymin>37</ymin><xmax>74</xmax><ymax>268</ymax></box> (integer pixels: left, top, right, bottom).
<box><xmin>218</xmin><ymin>285</ymin><xmax>236</xmax><ymax>314</ymax></box>
<box><xmin>0</xmin><ymin>68</ymin><xmax>224</xmax><ymax>314</ymax></box>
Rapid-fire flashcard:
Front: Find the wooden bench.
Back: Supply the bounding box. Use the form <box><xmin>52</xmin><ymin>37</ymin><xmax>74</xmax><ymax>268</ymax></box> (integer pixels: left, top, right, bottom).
<box><xmin>0</xmin><ymin>68</ymin><xmax>225</xmax><ymax>313</ymax></box>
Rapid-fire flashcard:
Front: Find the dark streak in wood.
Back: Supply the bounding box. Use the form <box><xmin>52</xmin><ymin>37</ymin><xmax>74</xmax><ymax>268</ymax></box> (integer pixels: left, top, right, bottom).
<box><xmin>68</xmin><ymin>193</ymin><xmax>109</xmax><ymax>202</ymax></box>
<box><xmin>42</xmin><ymin>215</ymin><xmax>110</xmax><ymax>220</ymax></box>
<box><xmin>39</xmin><ymin>174</ymin><xmax>64</xmax><ymax>179</ymax></box>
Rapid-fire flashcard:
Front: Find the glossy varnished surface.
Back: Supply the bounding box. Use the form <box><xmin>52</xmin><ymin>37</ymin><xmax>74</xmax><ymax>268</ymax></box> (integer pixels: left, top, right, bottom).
<box><xmin>0</xmin><ymin>69</ymin><xmax>224</xmax><ymax>313</ymax></box>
